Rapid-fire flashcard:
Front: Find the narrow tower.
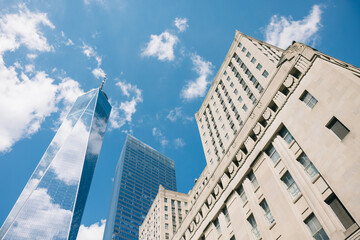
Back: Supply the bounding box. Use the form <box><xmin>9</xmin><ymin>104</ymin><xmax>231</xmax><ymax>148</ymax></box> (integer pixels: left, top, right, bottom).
<box><xmin>0</xmin><ymin>87</ymin><xmax>111</xmax><ymax>239</ymax></box>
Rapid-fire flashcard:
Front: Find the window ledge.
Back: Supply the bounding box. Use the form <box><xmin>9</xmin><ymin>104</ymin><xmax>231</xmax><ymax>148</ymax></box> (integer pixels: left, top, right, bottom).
<box><xmin>311</xmin><ymin>174</ymin><xmax>321</xmax><ymax>184</ymax></box>
<box><xmin>242</xmin><ymin>200</ymin><xmax>249</xmax><ymax>208</ymax></box>
<box><xmin>292</xmin><ymin>193</ymin><xmax>303</xmax><ymax>204</ymax></box>
<box><xmin>254</xmin><ymin>185</ymin><xmax>260</xmax><ymax>193</ymax></box>
<box><xmin>269</xmin><ymin>221</ymin><xmax>276</xmax><ymax>230</ymax></box>
<box><xmin>273</xmin><ymin>158</ymin><xmax>282</xmax><ymax>168</ymax></box>
<box><xmin>344</xmin><ymin>223</ymin><xmax>359</xmax><ymax>238</ymax></box>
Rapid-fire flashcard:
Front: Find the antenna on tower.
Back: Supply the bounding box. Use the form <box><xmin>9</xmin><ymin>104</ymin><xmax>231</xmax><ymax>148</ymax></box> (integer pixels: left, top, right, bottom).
<box><xmin>100</xmin><ymin>74</ymin><xmax>107</xmax><ymax>90</ymax></box>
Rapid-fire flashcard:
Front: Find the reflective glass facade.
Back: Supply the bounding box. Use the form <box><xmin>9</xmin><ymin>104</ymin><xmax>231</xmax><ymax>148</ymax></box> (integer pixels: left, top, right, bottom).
<box><xmin>104</xmin><ymin>135</ymin><xmax>176</xmax><ymax>240</ymax></box>
<box><xmin>0</xmin><ymin>88</ymin><xmax>111</xmax><ymax>240</ymax></box>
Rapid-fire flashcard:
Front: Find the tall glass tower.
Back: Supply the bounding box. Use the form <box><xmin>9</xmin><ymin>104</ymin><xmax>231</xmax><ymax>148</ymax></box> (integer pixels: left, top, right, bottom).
<box><xmin>0</xmin><ymin>88</ymin><xmax>111</xmax><ymax>240</ymax></box>
<box><xmin>103</xmin><ymin>135</ymin><xmax>177</xmax><ymax>240</ymax></box>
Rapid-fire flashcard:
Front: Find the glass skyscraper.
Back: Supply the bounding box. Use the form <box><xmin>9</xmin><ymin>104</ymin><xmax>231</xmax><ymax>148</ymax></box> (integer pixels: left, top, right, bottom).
<box><xmin>103</xmin><ymin>135</ymin><xmax>177</xmax><ymax>240</ymax></box>
<box><xmin>0</xmin><ymin>88</ymin><xmax>111</xmax><ymax>240</ymax></box>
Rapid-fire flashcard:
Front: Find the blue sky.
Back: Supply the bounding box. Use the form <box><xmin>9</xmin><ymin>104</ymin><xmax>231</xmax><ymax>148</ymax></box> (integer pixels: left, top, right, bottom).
<box><xmin>0</xmin><ymin>0</ymin><xmax>359</xmax><ymax>238</ymax></box>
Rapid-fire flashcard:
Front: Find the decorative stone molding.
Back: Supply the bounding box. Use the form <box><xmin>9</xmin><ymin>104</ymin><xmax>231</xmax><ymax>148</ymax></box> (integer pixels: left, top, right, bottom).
<box><xmin>283</xmin><ymin>75</ymin><xmax>295</xmax><ymax>88</ymax></box>
<box><xmin>253</xmin><ymin>123</ymin><xmax>262</xmax><ymax>136</ymax></box>
<box><xmin>263</xmin><ymin>108</ymin><xmax>273</xmax><ymax>120</ymax></box>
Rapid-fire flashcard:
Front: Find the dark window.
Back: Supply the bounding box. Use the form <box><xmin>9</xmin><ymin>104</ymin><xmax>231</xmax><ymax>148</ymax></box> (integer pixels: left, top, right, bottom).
<box><xmin>305</xmin><ymin>214</ymin><xmax>329</xmax><ymax>240</ymax></box>
<box><xmin>289</xmin><ymin>67</ymin><xmax>302</xmax><ymax>79</ymax></box>
<box><xmin>326</xmin><ymin>117</ymin><xmax>349</xmax><ymax>140</ymax></box>
<box><xmin>300</xmin><ymin>90</ymin><xmax>318</xmax><ymax>108</ymax></box>
<box><xmin>325</xmin><ymin>194</ymin><xmax>355</xmax><ymax>229</ymax></box>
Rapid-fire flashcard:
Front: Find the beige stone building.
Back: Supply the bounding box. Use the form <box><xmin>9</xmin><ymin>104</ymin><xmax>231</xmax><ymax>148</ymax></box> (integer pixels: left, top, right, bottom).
<box><xmin>139</xmin><ymin>185</ymin><xmax>190</xmax><ymax>240</ymax></box>
<box><xmin>142</xmin><ymin>31</ymin><xmax>360</xmax><ymax>240</ymax></box>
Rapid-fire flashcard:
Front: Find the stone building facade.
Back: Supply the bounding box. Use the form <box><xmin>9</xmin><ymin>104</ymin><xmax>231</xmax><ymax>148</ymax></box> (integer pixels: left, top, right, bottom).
<box><xmin>139</xmin><ymin>185</ymin><xmax>189</xmax><ymax>240</ymax></box>
<box><xmin>143</xmin><ymin>31</ymin><xmax>360</xmax><ymax>240</ymax></box>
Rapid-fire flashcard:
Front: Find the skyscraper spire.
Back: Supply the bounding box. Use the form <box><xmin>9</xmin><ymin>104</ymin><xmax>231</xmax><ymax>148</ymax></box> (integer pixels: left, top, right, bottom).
<box><xmin>100</xmin><ymin>74</ymin><xmax>107</xmax><ymax>90</ymax></box>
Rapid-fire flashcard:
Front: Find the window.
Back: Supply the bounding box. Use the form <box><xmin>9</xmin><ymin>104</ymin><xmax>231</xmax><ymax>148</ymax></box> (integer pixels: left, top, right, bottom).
<box><xmin>256</xmin><ymin>63</ymin><xmax>262</xmax><ymax>70</ymax></box>
<box><xmin>165</xmin><ymin>233</ymin><xmax>169</xmax><ymax>239</ymax></box>
<box><xmin>234</xmin><ymin>89</ymin><xmax>238</xmax><ymax>95</ymax></box>
<box><xmin>325</xmin><ymin>194</ymin><xmax>355</xmax><ymax>230</ymax></box>
<box><xmin>279</xmin><ymin>126</ymin><xmax>294</xmax><ymax>144</ymax></box>
<box><xmin>222</xmin><ymin>206</ymin><xmax>230</xmax><ymax>223</ymax></box>
<box><xmin>165</xmin><ymin>214</ymin><xmax>168</xmax><ymax>220</ymax></box>
<box><xmin>213</xmin><ymin>218</ymin><xmax>221</xmax><ymax>234</ymax></box>
<box><xmin>230</xmin><ymin>82</ymin><xmax>234</xmax><ymax>88</ymax></box>
<box><xmin>165</xmin><ymin>223</ymin><xmax>169</xmax><ymax>229</ymax></box>
<box><xmin>165</xmin><ymin>206</ymin><xmax>168</xmax><ymax>211</ymax></box>
<box><xmin>297</xmin><ymin>153</ymin><xmax>319</xmax><ymax>179</ymax></box>
<box><xmin>164</xmin><ymin>198</ymin><xmax>167</xmax><ymax>203</ymax></box>
<box><xmin>305</xmin><ymin>214</ymin><xmax>329</xmax><ymax>240</ymax></box>
<box><xmin>227</xmin><ymin>76</ymin><xmax>231</xmax><ymax>81</ymax></box>
<box><xmin>242</xmin><ymin>47</ymin><xmax>246</xmax><ymax>52</ymax></box>
<box><xmin>230</xmin><ymin>236</ymin><xmax>236</xmax><ymax>240</ymax></box>
<box><xmin>247</xmin><ymin>214</ymin><xmax>260</xmax><ymax>239</ymax></box>
<box><xmin>225</xmin><ymin>133</ymin><xmax>229</xmax><ymax>140</ymax></box>
<box><xmin>238</xmin><ymin>42</ymin><xmax>242</xmax><ymax>48</ymax></box>
<box><xmin>300</xmin><ymin>90</ymin><xmax>318</xmax><ymax>108</ymax></box>
<box><xmin>246</xmin><ymin>52</ymin><xmax>251</xmax><ymax>58</ymax></box>
<box><xmin>248</xmin><ymin>171</ymin><xmax>259</xmax><ymax>189</ymax></box>
<box><xmin>224</xmin><ymin>71</ymin><xmax>227</xmax><ymax>76</ymax></box>
<box><xmin>260</xmin><ymin>199</ymin><xmax>274</xmax><ymax>224</ymax></box>
<box><xmin>265</xmin><ymin>144</ymin><xmax>280</xmax><ymax>163</ymax></box>
<box><xmin>242</xmin><ymin>104</ymin><xmax>248</xmax><ymax>112</ymax></box>
<box><xmin>262</xmin><ymin>70</ymin><xmax>269</xmax><ymax>78</ymax></box>
<box><xmin>237</xmin><ymin>184</ymin><xmax>247</xmax><ymax>202</ymax></box>
<box><xmin>221</xmin><ymin>124</ymin><xmax>225</xmax><ymax>130</ymax></box>
<box><xmin>281</xmin><ymin>171</ymin><xmax>301</xmax><ymax>199</ymax></box>
<box><xmin>238</xmin><ymin>96</ymin><xmax>243</xmax><ymax>103</ymax></box>
<box><xmin>251</xmin><ymin>57</ymin><xmax>256</xmax><ymax>63</ymax></box>
<box><xmin>326</xmin><ymin>117</ymin><xmax>350</xmax><ymax>140</ymax></box>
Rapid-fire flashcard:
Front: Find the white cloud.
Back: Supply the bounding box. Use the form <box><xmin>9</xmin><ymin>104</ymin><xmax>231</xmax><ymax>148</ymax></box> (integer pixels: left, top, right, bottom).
<box><xmin>166</xmin><ymin>107</ymin><xmax>193</xmax><ymax>122</ymax></box>
<box><xmin>108</xmin><ymin>81</ymin><xmax>143</xmax><ymax>130</ymax></box>
<box><xmin>66</xmin><ymin>38</ymin><xmax>74</xmax><ymax>46</ymax></box>
<box><xmin>0</xmin><ymin>4</ymin><xmax>55</xmax><ymax>55</ymax></box>
<box><xmin>27</xmin><ymin>53</ymin><xmax>37</xmax><ymax>59</ymax></box>
<box><xmin>142</xmin><ymin>31</ymin><xmax>178</xmax><ymax>61</ymax></box>
<box><xmin>25</xmin><ymin>64</ymin><xmax>34</xmax><ymax>73</ymax></box>
<box><xmin>180</xmin><ymin>54</ymin><xmax>213</xmax><ymax>100</ymax></box>
<box><xmin>92</xmin><ymin>67</ymin><xmax>106</xmax><ymax>79</ymax></box>
<box><xmin>82</xmin><ymin>43</ymin><xmax>105</xmax><ymax>79</ymax></box>
<box><xmin>0</xmin><ymin>69</ymin><xmax>58</xmax><ymax>152</ymax></box>
<box><xmin>174</xmin><ymin>138</ymin><xmax>185</xmax><ymax>149</ymax></box>
<box><xmin>174</xmin><ymin>17</ymin><xmax>188</xmax><ymax>32</ymax></box>
<box><xmin>265</xmin><ymin>5</ymin><xmax>322</xmax><ymax>49</ymax></box>
<box><xmin>0</xmin><ymin>6</ymin><xmax>85</xmax><ymax>153</ymax></box>
<box><xmin>77</xmin><ymin>219</ymin><xmax>106</xmax><ymax>240</ymax></box>
<box><xmin>152</xmin><ymin>127</ymin><xmax>169</xmax><ymax>148</ymax></box>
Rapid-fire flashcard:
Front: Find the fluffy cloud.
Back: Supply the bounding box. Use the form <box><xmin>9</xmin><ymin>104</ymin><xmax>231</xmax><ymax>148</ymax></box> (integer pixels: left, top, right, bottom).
<box><xmin>166</xmin><ymin>107</ymin><xmax>193</xmax><ymax>122</ymax></box>
<box><xmin>0</xmin><ymin>6</ymin><xmax>84</xmax><ymax>153</ymax></box>
<box><xmin>142</xmin><ymin>31</ymin><xmax>178</xmax><ymax>61</ymax></box>
<box><xmin>77</xmin><ymin>220</ymin><xmax>106</xmax><ymax>240</ymax></box>
<box><xmin>180</xmin><ymin>54</ymin><xmax>213</xmax><ymax>100</ymax></box>
<box><xmin>92</xmin><ymin>67</ymin><xmax>106</xmax><ymax>79</ymax></box>
<box><xmin>174</xmin><ymin>17</ymin><xmax>188</xmax><ymax>32</ymax></box>
<box><xmin>152</xmin><ymin>128</ymin><xmax>169</xmax><ymax>148</ymax></box>
<box><xmin>82</xmin><ymin>43</ymin><xmax>105</xmax><ymax>79</ymax></box>
<box><xmin>174</xmin><ymin>138</ymin><xmax>185</xmax><ymax>149</ymax></box>
<box><xmin>265</xmin><ymin>5</ymin><xmax>322</xmax><ymax>49</ymax></box>
<box><xmin>0</xmin><ymin>4</ymin><xmax>55</xmax><ymax>55</ymax></box>
<box><xmin>108</xmin><ymin>81</ymin><xmax>143</xmax><ymax>130</ymax></box>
